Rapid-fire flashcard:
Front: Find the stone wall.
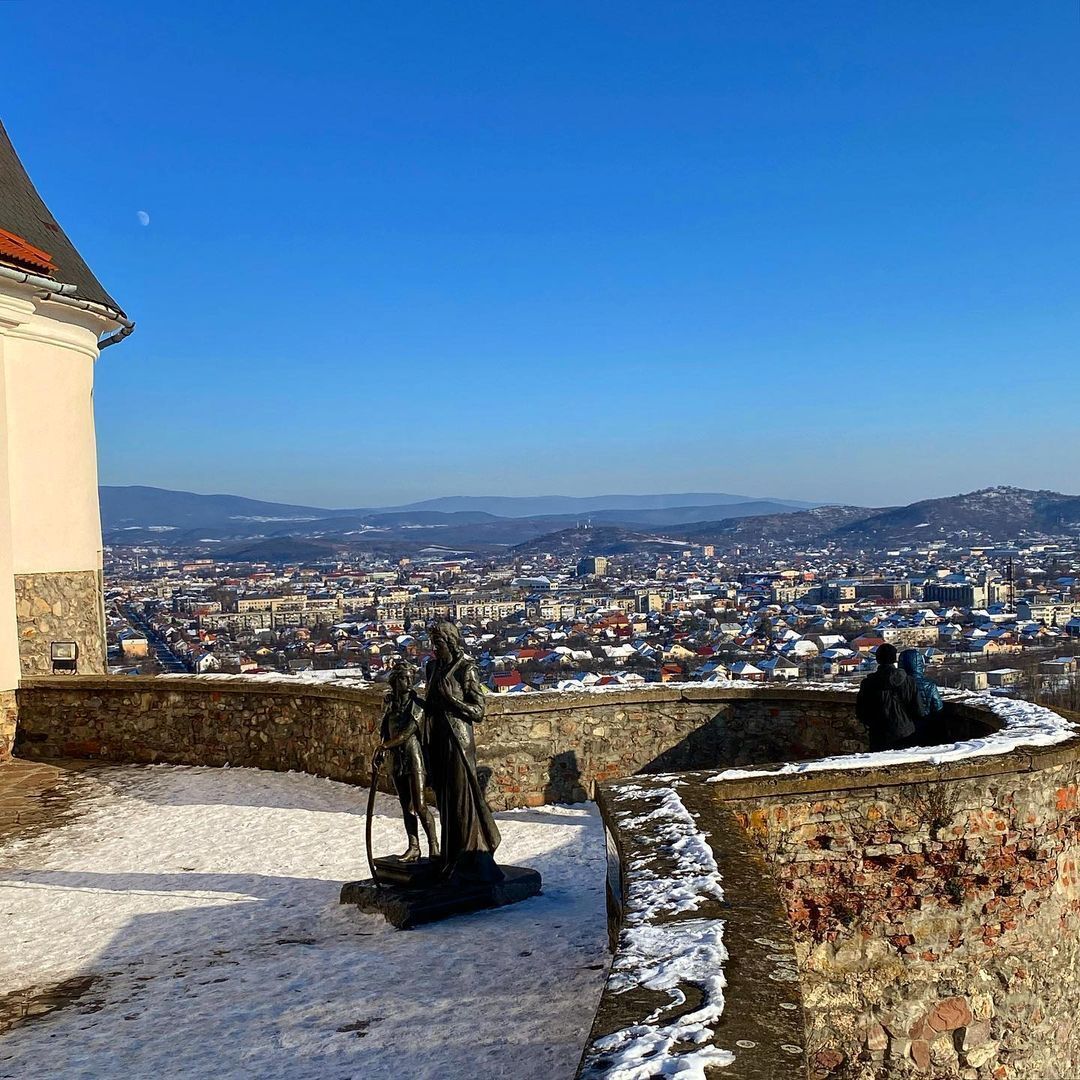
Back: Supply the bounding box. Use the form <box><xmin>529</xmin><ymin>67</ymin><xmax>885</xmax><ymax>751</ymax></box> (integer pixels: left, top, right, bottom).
<box><xmin>0</xmin><ymin>690</ymin><xmax>15</xmax><ymax>761</ymax></box>
<box><xmin>13</xmin><ymin>570</ymin><xmax>105</xmax><ymax>676</ymax></box>
<box><xmin>710</xmin><ymin>739</ymin><xmax>1080</xmax><ymax>1079</ymax></box>
<box><xmin>13</xmin><ymin>678</ymin><xmax>870</xmax><ymax>809</ymax></box>
<box><xmin>16</xmin><ymin>674</ymin><xmax>1066</xmax><ymax>1076</ymax></box>
<box><xmin>484</xmin><ymin>686</ymin><xmax>868</xmax><ymax>805</ymax></box>
<box><xmin>16</xmin><ymin>678</ymin><xmax>385</xmax><ymax>786</ymax></box>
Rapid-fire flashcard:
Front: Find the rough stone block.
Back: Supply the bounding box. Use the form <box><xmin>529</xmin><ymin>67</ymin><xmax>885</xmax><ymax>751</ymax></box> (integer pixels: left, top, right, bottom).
<box><xmin>911</xmin><ymin>1039</ymin><xmax>930</xmax><ymax>1071</ymax></box>
<box><xmin>928</xmin><ymin>996</ymin><xmax>973</xmax><ymax>1033</ymax></box>
<box><xmin>970</xmin><ymin>991</ymin><xmax>996</xmax><ymax>1020</ymax></box>
<box><xmin>964</xmin><ymin>1041</ymin><xmax>999</xmax><ymax>1069</ymax></box>
<box><xmin>888</xmin><ymin>1037</ymin><xmax>912</xmax><ymax>1060</ymax></box>
<box><xmin>929</xmin><ymin>1032</ymin><xmax>958</xmax><ymax>1067</ymax></box>
<box><xmin>865</xmin><ymin>1021</ymin><xmax>888</xmax><ymax>1052</ymax></box>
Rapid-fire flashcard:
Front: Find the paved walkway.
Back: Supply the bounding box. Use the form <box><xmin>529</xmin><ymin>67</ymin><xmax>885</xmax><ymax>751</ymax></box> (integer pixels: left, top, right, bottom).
<box><xmin>0</xmin><ymin>758</ymin><xmax>103</xmax><ymax>1037</ymax></box>
<box><xmin>0</xmin><ymin>758</ymin><xmax>96</xmax><ymax>848</ymax></box>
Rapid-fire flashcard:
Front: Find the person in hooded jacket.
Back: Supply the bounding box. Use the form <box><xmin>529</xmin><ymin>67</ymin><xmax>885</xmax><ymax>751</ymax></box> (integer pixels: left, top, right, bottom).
<box><xmin>856</xmin><ymin>643</ymin><xmax>922</xmax><ymax>752</ymax></box>
<box><xmin>899</xmin><ymin>648</ymin><xmax>944</xmax><ymax>742</ymax></box>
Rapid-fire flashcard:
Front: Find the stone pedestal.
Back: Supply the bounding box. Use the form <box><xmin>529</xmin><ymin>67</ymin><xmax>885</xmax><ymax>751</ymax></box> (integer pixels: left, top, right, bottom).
<box><xmin>340</xmin><ymin>864</ymin><xmax>542</xmax><ymax>930</ymax></box>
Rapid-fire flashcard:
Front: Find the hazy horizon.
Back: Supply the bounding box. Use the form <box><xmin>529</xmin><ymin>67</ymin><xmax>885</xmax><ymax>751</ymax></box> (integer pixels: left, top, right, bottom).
<box><xmin>96</xmin><ymin>479</ymin><xmax>1079</xmax><ymax>514</ymax></box>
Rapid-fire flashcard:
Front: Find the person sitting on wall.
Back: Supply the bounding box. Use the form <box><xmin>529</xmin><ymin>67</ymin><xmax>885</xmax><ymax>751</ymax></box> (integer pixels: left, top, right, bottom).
<box><xmin>899</xmin><ymin>647</ymin><xmax>945</xmax><ymax>743</ymax></box>
<box><xmin>856</xmin><ymin>643</ymin><xmax>922</xmax><ymax>752</ymax></box>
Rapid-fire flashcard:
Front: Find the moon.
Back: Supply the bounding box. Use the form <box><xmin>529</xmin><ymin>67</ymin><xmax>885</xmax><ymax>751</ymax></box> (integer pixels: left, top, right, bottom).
<box><xmin>136</xmin><ymin>210</ymin><xmax>150</xmax><ymax>226</ymax></box>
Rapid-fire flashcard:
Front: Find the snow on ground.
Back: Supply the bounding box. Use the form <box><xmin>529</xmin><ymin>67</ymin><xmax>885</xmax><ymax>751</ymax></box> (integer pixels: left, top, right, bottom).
<box><xmin>0</xmin><ymin>766</ymin><xmax>609</xmax><ymax>1080</ymax></box>
<box><xmin>163</xmin><ymin>670</ymin><xmax>373</xmax><ymax>690</ymax></box>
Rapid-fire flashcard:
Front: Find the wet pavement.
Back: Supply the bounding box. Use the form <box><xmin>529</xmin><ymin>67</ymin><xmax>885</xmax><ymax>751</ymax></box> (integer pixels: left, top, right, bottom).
<box><xmin>0</xmin><ymin>758</ymin><xmax>96</xmax><ymax>848</ymax></box>
<box><xmin>0</xmin><ymin>758</ymin><xmax>105</xmax><ymax>1037</ymax></box>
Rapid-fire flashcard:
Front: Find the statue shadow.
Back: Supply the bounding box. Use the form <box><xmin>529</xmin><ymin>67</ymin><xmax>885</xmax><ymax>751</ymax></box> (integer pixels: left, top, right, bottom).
<box><xmin>544</xmin><ymin>750</ymin><xmax>589</xmax><ymax>804</ymax></box>
<box><xmin>0</xmin><ymin>809</ymin><xmax>607</xmax><ymax>1080</ymax></box>
<box><xmin>639</xmin><ymin>711</ymin><xmax>733</xmax><ymax>772</ymax></box>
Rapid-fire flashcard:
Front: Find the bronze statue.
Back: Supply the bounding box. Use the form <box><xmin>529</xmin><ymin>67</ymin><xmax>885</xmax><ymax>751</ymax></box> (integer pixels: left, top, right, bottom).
<box><xmin>424</xmin><ymin>621</ymin><xmax>503</xmax><ymax>883</ymax></box>
<box><xmin>376</xmin><ymin>662</ymin><xmax>439</xmax><ymax>862</ymax></box>
<box><xmin>343</xmin><ymin>627</ymin><xmax>541</xmax><ymax>926</ymax></box>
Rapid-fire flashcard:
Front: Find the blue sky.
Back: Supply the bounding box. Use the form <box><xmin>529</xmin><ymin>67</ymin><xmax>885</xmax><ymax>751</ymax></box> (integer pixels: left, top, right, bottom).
<box><xmin>5</xmin><ymin>2</ymin><xmax>1078</xmax><ymax>509</ymax></box>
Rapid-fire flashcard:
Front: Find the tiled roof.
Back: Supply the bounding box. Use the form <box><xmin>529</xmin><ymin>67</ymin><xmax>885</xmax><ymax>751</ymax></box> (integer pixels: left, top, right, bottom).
<box><xmin>0</xmin><ymin>227</ymin><xmax>57</xmax><ymax>274</ymax></box>
<box><xmin>0</xmin><ymin>120</ymin><xmax>125</xmax><ymax>315</ymax></box>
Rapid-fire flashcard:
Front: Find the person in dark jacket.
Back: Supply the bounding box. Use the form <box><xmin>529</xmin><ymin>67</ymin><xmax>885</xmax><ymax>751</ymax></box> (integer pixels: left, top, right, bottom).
<box><xmin>856</xmin><ymin>643</ymin><xmax>921</xmax><ymax>752</ymax></box>
<box><xmin>899</xmin><ymin>648</ymin><xmax>944</xmax><ymax>742</ymax></box>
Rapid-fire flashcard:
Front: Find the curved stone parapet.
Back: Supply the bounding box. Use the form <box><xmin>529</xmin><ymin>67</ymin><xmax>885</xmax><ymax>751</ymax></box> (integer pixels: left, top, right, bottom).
<box><xmin>591</xmin><ymin>693</ymin><xmax>1080</xmax><ymax>1079</ymax></box>
<box><xmin>12</xmin><ymin>675</ymin><xmax>1080</xmax><ymax>1076</ymax></box>
<box><xmin>13</xmin><ymin>676</ymin><xmax>876</xmax><ymax>809</ymax></box>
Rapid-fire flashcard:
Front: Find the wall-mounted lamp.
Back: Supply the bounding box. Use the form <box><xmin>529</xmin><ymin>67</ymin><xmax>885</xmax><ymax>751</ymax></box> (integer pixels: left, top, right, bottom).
<box><xmin>51</xmin><ymin>641</ymin><xmax>78</xmax><ymax>674</ymax></box>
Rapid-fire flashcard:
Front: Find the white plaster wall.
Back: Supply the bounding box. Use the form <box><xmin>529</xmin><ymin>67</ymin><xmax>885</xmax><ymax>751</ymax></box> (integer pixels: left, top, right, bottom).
<box><xmin>0</xmin><ymin>292</ymin><xmax>21</xmax><ymax>694</ymax></box>
<box><xmin>0</xmin><ymin>281</ymin><xmax>109</xmax><ymax>576</ymax></box>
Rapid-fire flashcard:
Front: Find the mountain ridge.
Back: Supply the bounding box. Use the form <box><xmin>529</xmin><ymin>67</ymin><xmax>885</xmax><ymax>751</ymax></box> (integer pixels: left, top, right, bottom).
<box><xmin>675</xmin><ymin>486</ymin><xmax>1080</xmax><ymax>548</ymax></box>
<box><xmin>98</xmin><ymin>485</ymin><xmax>821</xmax><ymax>539</ymax></box>
<box><xmin>98</xmin><ymin>484</ymin><xmax>1080</xmax><ymax>554</ymax></box>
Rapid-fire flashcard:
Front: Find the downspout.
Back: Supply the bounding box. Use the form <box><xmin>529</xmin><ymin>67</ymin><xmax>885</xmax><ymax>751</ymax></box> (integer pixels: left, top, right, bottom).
<box><xmin>96</xmin><ymin>322</ymin><xmax>134</xmax><ymax>350</ymax></box>
<box><xmin>34</xmin><ymin>291</ymin><xmax>135</xmax><ymax>350</ymax></box>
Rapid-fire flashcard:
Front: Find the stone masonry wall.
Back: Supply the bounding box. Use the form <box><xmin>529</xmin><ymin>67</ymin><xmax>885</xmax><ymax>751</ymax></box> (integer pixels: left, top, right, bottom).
<box><xmin>16</xmin><ymin>680</ymin><xmax>386</xmax><ymax>788</ymax></box>
<box><xmin>14</xmin><ymin>570</ymin><xmax>105</xmax><ymax>676</ymax></box>
<box><xmin>17</xmin><ymin>676</ymin><xmax>1058</xmax><ymax>1076</ymax></box>
<box><xmin>718</xmin><ymin>746</ymin><xmax>1080</xmax><ymax>1080</ymax></box>
<box><xmin>13</xmin><ymin>678</ymin><xmax>867</xmax><ymax>810</ymax></box>
<box><xmin>0</xmin><ymin>689</ymin><xmax>15</xmax><ymax>761</ymax></box>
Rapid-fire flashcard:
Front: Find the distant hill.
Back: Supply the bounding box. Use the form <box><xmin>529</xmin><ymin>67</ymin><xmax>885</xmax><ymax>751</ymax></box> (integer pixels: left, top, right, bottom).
<box><xmin>510</xmin><ymin>526</ymin><xmax>685</xmax><ymax>558</ymax></box>
<box><xmin>100</xmin><ymin>483</ymin><xmax>1078</xmax><ymax>555</ymax></box>
<box><xmin>220</xmin><ymin>537</ymin><xmax>342</xmax><ymax>563</ymax></box>
<box><xmin>676</xmin><ymin>505</ymin><xmax>876</xmax><ymax>546</ymax></box>
<box><xmin>383</xmin><ymin>492</ymin><xmax>818</xmax><ymax>517</ymax></box>
<box><xmin>545</xmin><ymin>500</ymin><xmax>806</xmax><ymax>527</ymax></box>
<box><xmin>675</xmin><ymin>486</ymin><xmax>1080</xmax><ymax>549</ymax></box>
<box><xmin>98</xmin><ymin>485</ymin><xmax>822</xmax><ymax>541</ymax></box>
<box><xmin>100</xmin><ymin>486</ymin><xmax>333</xmax><ymax>531</ymax></box>
<box><xmin>833</xmin><ymin>486</ymin><xmax>1080</xmax><ymax>545</ymax></box>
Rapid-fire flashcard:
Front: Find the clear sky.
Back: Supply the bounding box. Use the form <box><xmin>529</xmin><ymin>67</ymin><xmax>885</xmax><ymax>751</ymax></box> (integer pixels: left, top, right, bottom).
<box><xmin>5</xmin><ymin>2</ymin><xmax>1078</xmax><ymax>509</ymax></box>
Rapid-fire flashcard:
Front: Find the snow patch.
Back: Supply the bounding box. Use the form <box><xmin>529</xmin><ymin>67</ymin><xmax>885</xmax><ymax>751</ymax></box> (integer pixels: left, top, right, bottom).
<box><xmin>159</xmin><ymin>669</ymin><xmax>373</xmax><ymax>690</ymax></box>
<box><xmin>707</xmin><ymin>687</ymin><xmax>1077</xmax><ymax>783</ymax></box>
<box><xmin>583</xmin><ymin>785</ymin><xmax>732</xmax><ymax>1078</ymax></box>
<box><xmin>0</xmin><ymin>766</ymin><xmax>608</xmax><ymax>1080</ymax></box>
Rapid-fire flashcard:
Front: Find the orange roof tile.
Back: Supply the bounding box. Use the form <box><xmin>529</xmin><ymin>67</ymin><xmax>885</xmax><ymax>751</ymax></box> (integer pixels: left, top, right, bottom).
<box><xmin>0</xmin><ymin>227</ymin><xmax>57</xmax><ymax>274</ymax></box>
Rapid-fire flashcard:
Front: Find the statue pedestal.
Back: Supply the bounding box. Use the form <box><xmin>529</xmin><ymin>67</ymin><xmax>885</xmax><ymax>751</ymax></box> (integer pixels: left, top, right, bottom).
<box><xmin>369</xmin><ymin>855</ymin><xmax>443</xmax><ymax>888</ymax></box>
<box><xmin>340</xmin><ymin>864</ymin><xmax>542</xmax><ymax>930</ymax></box>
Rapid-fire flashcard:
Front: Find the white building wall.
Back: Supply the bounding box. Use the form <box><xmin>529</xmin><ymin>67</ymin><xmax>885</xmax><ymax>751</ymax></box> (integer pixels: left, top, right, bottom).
<box><xmin>0</xmin><ymin>279</ymin><xmax>113</xmax><ymax>677</ymax></box>
<box><xmin>3</xmin><ymin>293</ymin><xmax>104</xmax><ymax>574</ymax></box>
<box><xmin>0</xmin><ymin>296</ymin><xmax>21</xmax><ymax>690</ymax></box>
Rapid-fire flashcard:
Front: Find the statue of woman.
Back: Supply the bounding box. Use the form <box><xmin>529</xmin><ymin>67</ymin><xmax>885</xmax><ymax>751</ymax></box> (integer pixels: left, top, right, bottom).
<box><xmin>424</xmin><ymin>621</ymin><xmax>503</xmax><ymax>883</ymax></box>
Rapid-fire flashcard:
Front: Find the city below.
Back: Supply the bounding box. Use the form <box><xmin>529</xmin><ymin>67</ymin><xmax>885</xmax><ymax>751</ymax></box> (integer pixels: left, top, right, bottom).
<box><xmin>104</xmin><ymin>483</ymin><xmax>1080</xmax><ymax>715</ymax></box>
